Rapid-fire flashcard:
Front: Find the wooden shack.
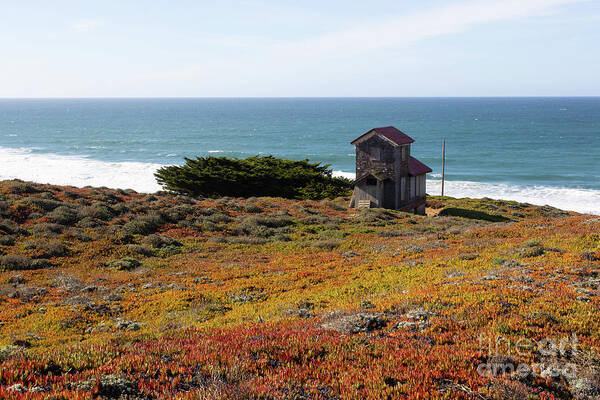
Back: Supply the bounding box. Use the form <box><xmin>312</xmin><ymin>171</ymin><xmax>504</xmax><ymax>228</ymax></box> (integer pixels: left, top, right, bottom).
<box><xmin>349</xmin><ymin>126</ymin><xmax>432</xmax><ymax>214</ymax></box>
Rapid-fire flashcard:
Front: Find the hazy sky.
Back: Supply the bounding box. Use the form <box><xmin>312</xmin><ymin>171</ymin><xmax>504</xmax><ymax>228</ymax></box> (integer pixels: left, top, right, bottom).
<box><xmin>1</xmin><ymin>0</ymin><xmax>599</xmax><ymax>97</ymax></box>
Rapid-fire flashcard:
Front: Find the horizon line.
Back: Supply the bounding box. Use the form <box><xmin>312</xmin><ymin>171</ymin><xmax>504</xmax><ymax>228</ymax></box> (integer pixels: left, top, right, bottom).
<box><xmin>0</xmin><ymin>95</ymin><xmax>599</xmax><ymax>100</ymax></box>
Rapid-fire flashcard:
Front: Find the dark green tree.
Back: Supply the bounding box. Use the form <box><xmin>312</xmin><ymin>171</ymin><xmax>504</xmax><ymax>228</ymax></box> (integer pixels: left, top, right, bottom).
<box><xmin>155</xmin><ymin>155</ymin><xmax>352</xmax><ymax>199</ymax></box>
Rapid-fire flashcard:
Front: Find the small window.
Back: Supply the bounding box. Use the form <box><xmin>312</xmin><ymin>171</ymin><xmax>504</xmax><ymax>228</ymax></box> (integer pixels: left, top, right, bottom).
<box><xmin>371</xmin><ymin>148</ymin><xmax>381</xmax><ymax>160</ymax></box>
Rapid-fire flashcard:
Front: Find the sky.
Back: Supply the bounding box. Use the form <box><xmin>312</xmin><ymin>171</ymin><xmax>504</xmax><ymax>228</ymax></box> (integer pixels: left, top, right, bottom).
<box><xmin>1</xmin><ymin>0</ymin><xmax>599</xmax><ymax>97</ymax></box>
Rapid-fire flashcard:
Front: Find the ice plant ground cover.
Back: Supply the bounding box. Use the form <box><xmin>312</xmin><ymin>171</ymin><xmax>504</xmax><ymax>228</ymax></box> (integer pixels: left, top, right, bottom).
<box><xmin>0</xmin><ymin>179</ymin><xmax>598</xmax><ymax>399</ymax></box>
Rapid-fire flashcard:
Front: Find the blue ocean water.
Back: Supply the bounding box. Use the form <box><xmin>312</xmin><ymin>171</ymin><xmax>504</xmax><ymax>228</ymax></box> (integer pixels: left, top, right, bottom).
<box><xmin>0</xmin><ymin>98</ymin><xmax>599</xmax><ymax>213</ymax></box>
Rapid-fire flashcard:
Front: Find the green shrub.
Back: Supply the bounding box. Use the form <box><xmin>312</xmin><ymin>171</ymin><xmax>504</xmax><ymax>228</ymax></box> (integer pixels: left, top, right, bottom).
<box><xmin>123</xmin><ymin>213</ymin><xmax>165</xmax><ymax>235</ymax></box>
<box><xmin>23</xmin><ymin>197</ymin><xmax>64</xmax><ymax>212</ymax></box>
<box><xmin>65</xmin><ymin>228</ymin><xmax>92</xmax><ymax>242</ymax></box>
<box><xmin>165</xmin><ymin>205</ymin><xmax>192</xmax><ymax>222</ymax></box>
<box><xmin>244</xmin><ymin>203</ymin><xmax>264</xmax><ymax>213</ymax></box>
<box><xmin>5</xmin><ymin>180</ymin><xmax>39</xmax><ymax>194</ymax></box>
<box><xmin>111</xmin><ymin>203</ymin><xmax>130</xmax><ymax>215</ymax></box>
<box><xmin>125</xmin><ymin>244</ymin><xmax>155</xmax><ymax>257</ymax></box>
<box><xmin>0</xmin><ymin>219</ymin><xmax>17</xmax><ymax>234</ymax></box>
<box><xmin>48</xmin><ymin>206</ymin><xmax>80</xmax><ymax>225</ymax></box>
<box><xmin>110</xmin><ymin>231</ymin><xmax>135</xmax><ymax>245</ymax></box>
<box><xmin>104</xmin><ymin>257</ymin><xmax>141</xmax><ymax>271</ymax></box>
<box><xmin>492</xmin><ymin>257</ymin><xmax>506</xmax><ymax>266</ymax></box>
<box><xmin>155</xmin><ymin>155</ymin><xmax>352</xmax><ymax>199</ymax></box>
<box><xmin>158</xmin><ymin>245</ymin><xmax>183</xmax><ymax>256</ymax></box>
<box><xmin>200</xmin><ymin>221</ymin><xmax>221</xmax><ymax>232</ymax></box>
<box><xmin>0</xmin><ymin>255</ymin><xmax>34</xmax><ymax>270</ymax></box>
<box><xmin>438</xmin><ymin>207</ymin><xmax>512</xmax><ymax>222</ymax></box>
<box><xmin>204</xmin><ymin>213</ymin><xmax>233</xmax><ymax>224</ymax></box>
<box><xmin>0</xmin><ymin>234</ymin><xmax>16</xmax><ymax>246</ymax></box>
<box><xmin>234</xmin><ymin>215</ymin><xmax>293</xmax><ymax>238</ymax></box>
<box><xmin>30</xmin><ymin>259</ymin><xmax>52</xmax><ymax>269</ymax></box>
<box><xmin>194</xmin><ymin>207</ymin><xmax>216</xmax><ymax>216</ymax></box>
<box><xmin>29</xmin><ymin>223</ymin><xmax>65</xmax><ymax>237</ymax></box>
<box><xmin>519</xmin><ymin>246</ymin><xmax>545</xmax><ymax>258</ymax></box>
<box><xmin>76</xmin><ymin>217</ymin><xmax>105</xmax><ymax>228</ymax></box>
<box><xmin>523</xmin><ymin>239</ymin><xmax>541</xmax><ymax>247</ymax></box>
<box><xmin>141</xmin><ymin>234</ymin><xmax>182</xmax><ymax>249</ymax></box>
<box><xmin>80</xmin><ymin>203</ymin><xmax>115</xmax><ymax>221</ymax></box>
<box><xmin>358</xmin><ymin>208</ymin><xmax>398</xmax><ymax>225</ymax></box>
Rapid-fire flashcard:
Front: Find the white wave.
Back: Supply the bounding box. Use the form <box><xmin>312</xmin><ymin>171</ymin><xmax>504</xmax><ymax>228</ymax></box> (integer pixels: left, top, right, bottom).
<box><xmin>331</xmin><ymin>170</ymin><xmax>599</xmax><ymax>214</ymax></box>
<box><xmin>332</xmin><ymin>170</ymin><xmax>356</xmax><ymax>180</ymax></box>
<box><xmin>208</xmin><ymin>150</ymin><xmax>224</xmax><ymax>153</ymax></box>
<box><xmin>1</xmin><ymin>148</ymin><xmax>598</xmax><ymax>215</ymax></box>
<box><xmin>0</xmin><ymin>147</ymin><xmax>165</xmax><ymax>193</ymax></box>
<box><xmin>427</xmin><ymin>179</ymin><xmax>600</xmax><ymax>215</ymax></box>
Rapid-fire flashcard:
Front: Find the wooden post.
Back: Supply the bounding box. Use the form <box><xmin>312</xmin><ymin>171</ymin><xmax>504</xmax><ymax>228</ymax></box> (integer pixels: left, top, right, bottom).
<box><xmin>441</xmin><ymin>140</ymin><xmax>445</xmax><ymax>197</ymax></box>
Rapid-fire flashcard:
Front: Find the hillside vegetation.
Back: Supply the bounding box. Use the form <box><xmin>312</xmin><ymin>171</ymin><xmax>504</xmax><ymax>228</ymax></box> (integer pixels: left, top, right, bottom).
<box><xmin>0</xmin><ymin>179</ymin><xmax>599</xmax><ymax>399</ymax></box>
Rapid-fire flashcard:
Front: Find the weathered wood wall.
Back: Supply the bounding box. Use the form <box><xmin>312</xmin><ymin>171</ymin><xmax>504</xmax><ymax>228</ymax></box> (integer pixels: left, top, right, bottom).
<box><xmin>355</xmin><ymin>136</ymin><xmax>396</xmax><ymax>179</ymax></box>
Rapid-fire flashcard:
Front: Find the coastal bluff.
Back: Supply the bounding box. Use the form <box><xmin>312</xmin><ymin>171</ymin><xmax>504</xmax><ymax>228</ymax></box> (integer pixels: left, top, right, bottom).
<box><xmin>0</xmin><ymin>179</ymin><xmax>598</xmax><ymax>399</ymax></box>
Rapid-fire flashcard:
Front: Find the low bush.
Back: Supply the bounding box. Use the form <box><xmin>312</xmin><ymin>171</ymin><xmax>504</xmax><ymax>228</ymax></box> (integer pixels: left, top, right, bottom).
<box><xmin>64</xmin><ymin>228</ymin><xmax>92</xmax><ymax>242</ymax></box>
<box><xmin>157</xmin><ymin>244</ymin><xmax>182</xmax><ymax>256</ymax></box>
<box><xmin>48</xmin><ymin>206</ymin><xmax>80</xmax><ymax>225</ymax></box>
<box><xmin>234</xmin><ymin>215</ymin><xmax>293</xmax><ymax>238</ymax></box>
<box><xmin>76</xmin><ymin>217</ymin><xmax>106</xmax><ymax>228</ymax></box>
<box><xmin>519</xmin><ymin>246</ymin><xmax>545</xmax><ymax>258</ymax></box>
<box><xmin>104</xmin><ymin>257</ymin><xmax>141</xmax><ymax>271</ymax></box>
<box><xmin>125</xmin><ymin>244</ymin><xmax>155</xmax><ymax>257</ymax></box>
<box><xmin>0</xmin><ymin>219</ymin><xmax>17</xmax><ymax>234</ymax></box>
<box><xmin>5</xmin><ymin>180</ymin><xmax>40</xmax><ymax>194</ymax></box>
<box><xmin>155</xmin><ymin>155</ymin><xmax>352</xmax><ymax>199</ymax></box>
<box><xmin>194</xmin><ymin>207</ymin><xmax>217</xmax><ymax>216</ymax></box>
<box><xmin>80</xmin><ymin>203</ymin><xmax>115</xmax><ymax>221</ymax></box>
<box><xmin>29</xmin><ymin>223</ymin><xmax>65</xmax><ymax>237</ymax></box>
<box><xmin>123</xmin><ymin>213</ymin><xmax>165</xmax><ymax>235</ymax></box>
<box><xmin>244</xmin><ymin>203</ymin><xmax>264</xmax><ymax>213</ymax></box>
<box><xmin>358</xmin><ymin>208</ymin><xmax>398</xmax><ymax>225</ymax></box>
<box><xmin>0</xmin><ymin>254</ymin><xmax>34</xmax><ymax>270</ymax></box>
<box><xmin>141</xmin><ymin>234</ymin><xmax>182</xmax><ymax>249</ymax></box>
<box><xmin>438</xmin><ymin>207</ymin><xmax>512</xmax><ymax>222</ymax></box>
<box><xmin>0</xmin><ymin>234</ymin><xmax>16</xmax><ymax>246</ymax></box>
<box><xmin>23</xmin><ymin>197</ymin><xmax>64</xmax><ymax>212</ymax></box>
<box><xmin>164</xmin><ymin>205</ymin><xmax>192</xmax><ymax>222</ymax></box>
<box><xmin>204</xmin><ymin>213</ymin><xmax>233</xmax><ymax>224</ymax></box>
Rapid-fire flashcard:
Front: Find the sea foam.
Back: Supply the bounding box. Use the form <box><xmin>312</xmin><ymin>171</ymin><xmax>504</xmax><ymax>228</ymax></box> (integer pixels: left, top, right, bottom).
<box><xmin>2</xmin><ymin>147</ymin><xmax>598</xmax><ymax>215</ymax></box>
<box><xmin>0</xmin><ymin>147</ymin><xmax>164</xmax><ymax>193</ymax></box>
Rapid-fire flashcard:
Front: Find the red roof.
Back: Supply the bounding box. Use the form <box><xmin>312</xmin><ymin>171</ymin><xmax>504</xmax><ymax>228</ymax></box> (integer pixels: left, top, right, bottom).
<box><xmin>351</xmin><ymin>126</ymin><xmax>415</xmax><ymax>146</ymax></box>
<box><xmin>409</xmin><ymin>156</ymin><xmax>432</xmax><ymax>176</ymax></box>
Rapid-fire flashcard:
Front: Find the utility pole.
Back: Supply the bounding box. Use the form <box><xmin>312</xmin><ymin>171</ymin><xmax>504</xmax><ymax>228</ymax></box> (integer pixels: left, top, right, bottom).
<box><xmin>441</xmin><ymin>140</ymin><xmax>446</xmax><ymax>197</ymax></box>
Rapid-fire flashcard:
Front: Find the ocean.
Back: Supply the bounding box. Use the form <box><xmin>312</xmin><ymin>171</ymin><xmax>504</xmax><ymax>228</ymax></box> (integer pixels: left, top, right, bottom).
<box><xmin>1</xmin><ymin>97</ymin><xmax>599</xmax><ymax>214</ymax></box>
